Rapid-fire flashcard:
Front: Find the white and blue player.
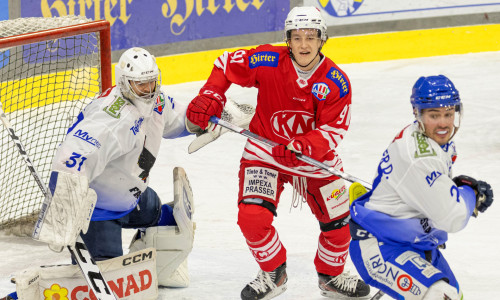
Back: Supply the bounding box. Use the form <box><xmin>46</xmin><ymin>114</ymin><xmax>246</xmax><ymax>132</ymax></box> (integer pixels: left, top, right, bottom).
<box><xmin>36</xmin><ymin>47</ymin><xmax>195</xmax><ymax>287</ymax></box>
<box><xmin>349</xmin><ymin>75</ymin><xmax>494</xmax><ymax>299</ymax></box>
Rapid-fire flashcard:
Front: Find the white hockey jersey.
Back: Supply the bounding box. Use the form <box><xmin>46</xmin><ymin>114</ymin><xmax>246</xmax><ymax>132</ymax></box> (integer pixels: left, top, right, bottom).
<box><xmin>51</xmin><ymin>86</ymin><xmax>189</xmax><ymax>220</ymax></box>
<box><xmin>350</xmin><ymin>122</ymin><xmax>476</xmax><ymax>249</ymax></box>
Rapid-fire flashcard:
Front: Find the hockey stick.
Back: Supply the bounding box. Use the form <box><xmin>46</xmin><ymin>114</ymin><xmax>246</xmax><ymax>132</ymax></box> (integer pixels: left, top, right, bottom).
<box><xmin>211</xmin><ymin>116</ymin><xmax>386</xmax><ymax>298</ymax></box>
<box><xmin>209</xmin><ymin>116</ymin><xmax>372</xmax><ymax>189</ymax></box>
<box><xmin>0</xmin><ymin>106</ymin><xmax>117</xmax><ymax>300</ymax></box>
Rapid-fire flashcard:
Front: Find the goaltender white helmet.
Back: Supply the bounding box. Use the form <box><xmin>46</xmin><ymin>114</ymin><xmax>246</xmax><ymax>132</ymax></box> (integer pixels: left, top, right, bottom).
<box><xmin>284</xmin><ymin>6</ymin><xmax>327</xmax><ymax>41</ymax></box>
<box><xmin>115</xmin><ymin>47</ymin><xmax>161</xmax><ymax>116</ymax></box>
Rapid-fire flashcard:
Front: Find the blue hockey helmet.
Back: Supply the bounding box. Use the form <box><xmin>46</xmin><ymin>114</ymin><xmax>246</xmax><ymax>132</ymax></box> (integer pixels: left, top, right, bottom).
<box><xmin>410</xmin><ymin>75</ymin><xmax>463</xmax><ymax>143</ymax></box>
<box><xmin>410</xmin><ymin>75</ymin><xmax>461</xmax><ymax>109</ymax></box>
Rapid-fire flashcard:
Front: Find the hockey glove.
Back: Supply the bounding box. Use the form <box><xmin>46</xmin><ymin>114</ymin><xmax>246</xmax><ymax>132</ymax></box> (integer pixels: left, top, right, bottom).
<box><xmin>186</xmin><ymin>87</ymin><xmax>226</xmax><ymax>130</ymax></box>
<box><xmin>188</xmin><ymin>98</ymin><xmax>255</xmax><ymax>153</ymax></box>
<box><xmin>453</xmin><ymin>175</ymin><xmax>494</xmax><ymax>217</ymax></box>
<box><xmin>288</xmin><ymin>137</ymin><xmax>313</xmax><ymax>157</ymax></box>
<box><xmin>272</xmin><ymin>144</ymin><xmax>302</xmax><ymax>167</ymax></box>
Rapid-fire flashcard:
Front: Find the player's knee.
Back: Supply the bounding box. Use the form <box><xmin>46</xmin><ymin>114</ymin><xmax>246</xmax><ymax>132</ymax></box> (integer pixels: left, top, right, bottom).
<box><xmin>320</xmin><ymin>215</ymin><xmax>351</xmax><ymax>244</ymax></box>
<box><xmin>424</xmin><ymin>280</ymin><xmax>460</xmax><ymax>300</ymax></box>
<box><xmin>237</xmin><ymin>202</ymin><xmax>274</xmax><ymax>241</ymax></box>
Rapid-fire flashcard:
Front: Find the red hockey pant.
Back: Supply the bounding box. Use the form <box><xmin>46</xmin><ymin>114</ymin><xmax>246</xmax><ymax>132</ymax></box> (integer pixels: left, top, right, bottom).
<box><xmin>237</xmin><ymin>163</ymin><xmax>351</xmax><ymax>275</ymax></box>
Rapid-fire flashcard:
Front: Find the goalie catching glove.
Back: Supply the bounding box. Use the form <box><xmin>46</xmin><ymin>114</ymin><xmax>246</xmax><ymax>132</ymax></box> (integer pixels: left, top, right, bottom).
<box><xmin>453</xmin><ymin>175</ymin><xmax>494</xmax><ymax>217</ymax></box>
<box><xmin>33</xmin><ymin>171</ymin><xmax>96</xmax><ymax>250</ymax></box>
<box><xmin>187</xmin><ymin>98</ymin><xmax>255</xmax><ymax>153</ymax></box>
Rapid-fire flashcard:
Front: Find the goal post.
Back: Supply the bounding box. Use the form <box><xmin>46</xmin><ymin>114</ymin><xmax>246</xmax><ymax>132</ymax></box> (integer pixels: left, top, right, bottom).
<box><xmin>0</xmin><ymin>15</ymin><xmax>111</xmax><ymax>235</ymax></box>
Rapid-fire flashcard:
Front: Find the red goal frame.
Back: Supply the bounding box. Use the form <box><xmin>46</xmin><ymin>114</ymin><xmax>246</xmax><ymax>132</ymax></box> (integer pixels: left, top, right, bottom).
<box><xmin>0</xmin><ymin>19</ymin><xmax>112</xmax><ymax>91</ymax></box>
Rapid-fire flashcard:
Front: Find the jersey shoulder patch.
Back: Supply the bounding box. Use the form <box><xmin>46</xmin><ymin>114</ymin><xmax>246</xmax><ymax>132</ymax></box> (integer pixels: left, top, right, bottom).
<box><xmin>103</xmin><ymin>96</ymin><xmax>129</xmax><ymax>118</ymax></box>
<box><xmin>326</xmin><ymin>66</ymin><xmax>349</xmax><ymax>98</ymax></box>
<box><xmin>312</xmin><ymin>82</ymin><xmax>331</xmax><ymax>101</ymax></box>
<box><xmin>412</xmin><ymin>131</ymin><xmax>437</xmax><ymax>158</ymax></box>
<box><xmin>248</xmin><ymin>51</ymin><xmax>279</xmax><ymax>69</ymax></box>
<box><xmin>154</xmin><ymin>93</ymin><xmax>166</xmax><ymax>115</ymax></box>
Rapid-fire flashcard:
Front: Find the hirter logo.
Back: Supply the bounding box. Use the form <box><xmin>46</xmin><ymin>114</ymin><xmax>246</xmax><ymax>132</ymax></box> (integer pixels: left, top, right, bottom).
<box><xmin>271</xmin><ymin>111</ymin><xmax>315</xmax><ymax>139</ymax></box>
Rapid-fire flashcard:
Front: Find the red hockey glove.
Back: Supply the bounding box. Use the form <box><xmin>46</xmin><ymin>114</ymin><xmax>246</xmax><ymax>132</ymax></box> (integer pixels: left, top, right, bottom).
<box><xmin>186</xmin><ymin>87</ymin><xmax>226</xmax><ymax>130</ymax></box>
<box><xmin>272</xmin><ymin>144</ymin><xmax>302</xmax><ymax>167</ymax></box>
<box><xmin>288</xmin><ymin>137</ymin><xmax>312</xmax><ymax>157</ymax></box>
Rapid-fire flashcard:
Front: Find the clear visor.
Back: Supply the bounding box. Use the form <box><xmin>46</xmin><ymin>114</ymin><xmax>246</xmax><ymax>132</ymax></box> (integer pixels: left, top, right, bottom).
<box><xmin>286</xmin><ymin>28</ymin><xmax>322</xmax><ymax>42</ymax></box>
<box><xmin>415</xmin><ymin>103</ymin><xmax>463</xmax><ymax>139</ymax></box>
<box><xmin>125</xmin><ymin>72</ymin><xmax>161</xmax><ymax>102</ymax></box>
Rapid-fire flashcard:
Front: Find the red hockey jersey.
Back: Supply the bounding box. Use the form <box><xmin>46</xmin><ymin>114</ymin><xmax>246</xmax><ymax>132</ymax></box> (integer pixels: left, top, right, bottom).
<box><xmin>204</xmin><ymin>44</ymin><xmax>351</xmax><ymax>179</ymax></box>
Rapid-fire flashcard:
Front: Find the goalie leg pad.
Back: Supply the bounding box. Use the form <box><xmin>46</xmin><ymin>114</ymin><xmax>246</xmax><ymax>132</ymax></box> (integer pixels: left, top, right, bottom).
<box><xmin>15</xmin><ymin>248</ymin><xmax>158</xmax><ymax>300</ymax></box>
<box><xmin>130</xmin><ymin>226</ymin><xmax>193</xmax><ymax>287</ymax></box>
<box><xmin>129</xmin><ymin>167</ymin><xmax>195</xmax><ymax>287</ymax></box>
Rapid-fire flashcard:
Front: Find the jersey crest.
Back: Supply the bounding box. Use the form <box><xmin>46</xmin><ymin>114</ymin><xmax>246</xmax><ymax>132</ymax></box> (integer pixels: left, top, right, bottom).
<box><xmin>312</xmin><ymin>82</ymin><xmax>330</xmax><ymax>101</ymax></box>
<box><xmin>412</xmin><ymin>132</ymin><xmax>437</xmax><ymax>158</ymax></box>
<box><xmin>270</xmin><ymin>110</ymin><xmax>315</xmax><ymax>139</ymax></box>
<box><xmin>104</xmin><ymin>96</ymin><xmax>128</xmax><ymax>118</ymax></box>
<box><xmin>326</xmin><ymin>67</ymin><xmax>349</xmax><ymax>98</ymax></box>
<box><xmin>248</xmin><ymin>51</ymin><xmax>279</xmax><ymax>69</ymax></box>
<box><xmin>154</xmin><ymin>94</ymin><xmax>166</xmax><ymax>115</ymax></box>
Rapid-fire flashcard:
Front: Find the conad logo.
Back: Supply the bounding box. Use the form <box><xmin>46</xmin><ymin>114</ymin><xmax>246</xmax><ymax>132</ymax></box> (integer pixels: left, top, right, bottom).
<box><xmin>271</xmin><ymin>111</ymin><xmax>315</xmax><ymax>139</ymax></box>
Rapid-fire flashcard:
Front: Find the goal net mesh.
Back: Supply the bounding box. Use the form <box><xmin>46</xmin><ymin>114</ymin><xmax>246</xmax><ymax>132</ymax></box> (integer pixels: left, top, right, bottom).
<box><xmin>0</xmin><ymin>15</ymin><xmax>105</xmax><ymax>236</ymax></box>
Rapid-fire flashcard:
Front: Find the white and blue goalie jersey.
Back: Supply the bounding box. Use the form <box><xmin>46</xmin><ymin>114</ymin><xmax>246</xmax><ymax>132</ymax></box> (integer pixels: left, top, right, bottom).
<box><xmin>51</xmin><ymin>87</ymin><xmax>190</xmax><ymax>221</ymax></box>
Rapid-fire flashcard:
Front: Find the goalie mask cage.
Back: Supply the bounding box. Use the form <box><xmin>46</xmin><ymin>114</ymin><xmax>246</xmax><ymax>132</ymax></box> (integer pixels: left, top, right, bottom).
<box><xmin>0</xmin><ymin>15</ymin><xmax>111</xmax><ymax>235</ymax></box>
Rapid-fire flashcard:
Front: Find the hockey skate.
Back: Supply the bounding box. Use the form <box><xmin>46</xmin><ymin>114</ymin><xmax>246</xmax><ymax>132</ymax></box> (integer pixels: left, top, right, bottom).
<box><xmin>240</xmin><ymin>262</ymin><xmax>287</xmax><ymax>300</ymax></box>
<box><xmin>318</xmin><ymin>271</ymin><xmax>370</xmax><ymax>299</ymax></box>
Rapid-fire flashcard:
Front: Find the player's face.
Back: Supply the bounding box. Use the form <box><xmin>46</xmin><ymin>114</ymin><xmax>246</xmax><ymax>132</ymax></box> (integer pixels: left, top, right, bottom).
<box><xmin>130</xmin><ymin>79</ymin><xmax>157</xmax><ymax>99</ymax></box>
<box><xmin>420</xmin><ymin>106</ymin><xmax>456</xmax><ymax>145</ymax></box>
<box><xmin>288</xmin><ymin>29</ymin><xmax>323</xmax><ymax>71</ymax></box>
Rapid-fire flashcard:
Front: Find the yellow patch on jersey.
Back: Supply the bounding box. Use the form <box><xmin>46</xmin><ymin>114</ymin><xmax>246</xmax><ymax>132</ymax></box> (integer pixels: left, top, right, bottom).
<box><xmin>349</xmin><ymin>182</ymin><xmax>368</xmax><ymax>206</ymax></box>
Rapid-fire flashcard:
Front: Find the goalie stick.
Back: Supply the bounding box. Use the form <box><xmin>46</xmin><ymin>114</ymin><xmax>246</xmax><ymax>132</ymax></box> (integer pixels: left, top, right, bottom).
<box><xmin>209</xmin><ymin>116</ymin><xmax>373</xmax><ymax>189</ymax></box>
<box><xmin>210</xmin><ymin>116</ymin><xmax>388</xmax><ymax>299</ymax></box>
<box><xmin>0</xmin><ymin>106</ymin><xmax>117</xmax><ymax>300</ymax></box>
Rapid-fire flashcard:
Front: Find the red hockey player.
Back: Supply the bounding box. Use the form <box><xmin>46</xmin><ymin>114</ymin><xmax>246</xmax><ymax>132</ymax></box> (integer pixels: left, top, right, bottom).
<box><xmin>186</xmin><ymin>6</ymin><xmax>370</xmax><ymax>300</ymax></box>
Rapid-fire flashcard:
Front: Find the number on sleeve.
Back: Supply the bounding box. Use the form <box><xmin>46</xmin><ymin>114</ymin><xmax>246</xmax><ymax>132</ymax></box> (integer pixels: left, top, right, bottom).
<box><xmin>337</xmin><ymin>104</ymin><xmax>351</xmax><ymax>126</ymax></box>
<box><xmin>450</xmin><ymin>185</ymin><xmax>460</xmax><ymax>203</ymax></box>
<box><xmin>230</xmin><ymin>50</ymin><xmax>246</xmax><ymax>64</ymax></box>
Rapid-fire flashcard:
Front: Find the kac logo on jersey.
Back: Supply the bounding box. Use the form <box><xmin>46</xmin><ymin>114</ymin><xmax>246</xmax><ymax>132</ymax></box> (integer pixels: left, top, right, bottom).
<box><xmin>326</xmin><ymin>67</ymin><xmax>349</xmax><ymax>98</ymax></box>
<box><xmin>312</xmin><ymin>82</ymin><xmax>330</xmax><ymax>101</ymax></box>
<box><xmin>249</xmin><ymin>51</ymin><xmax>279</xmax><ymax>69</ymax></box>
<box><xmin>154</xmin><ymin>94</ymin><xmax>166</xmax><ymax>115</ymax></box>
<box><xmin>318</xmin><ymin>0</ymin><xmax>364</xmax><ymax>17</ymax></box>
<box><xmin>425</xmin><ymin>171</ymin><xmax>442</xmax><ymax>187</ymax></box>
<box><xmin>271</xmin><ymin>111</ymin><xmax>315</xmax><ymax>139</ymax></box>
